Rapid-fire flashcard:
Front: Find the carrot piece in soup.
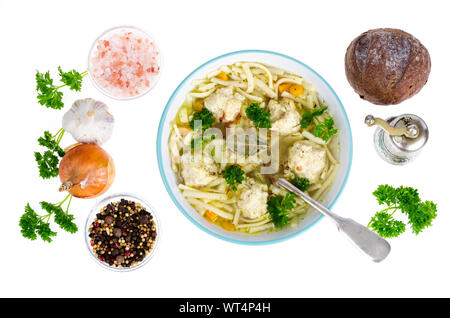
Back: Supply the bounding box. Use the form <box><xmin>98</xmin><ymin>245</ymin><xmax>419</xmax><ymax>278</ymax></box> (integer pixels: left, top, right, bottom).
<box><xmin>289</xmin><ymin>84</ymin><xmax>304</xmax><ymax>97</ymax></box>
<box><xmin>217</xmin><ymin>71</ymin><xmax>229</xmax><ymax>81</ymax></box>
<box><xmin>221</xmin><ymin>221</ymin><xmax>235</xmax><ymax>232</ymax></box>
<box><xmin>205</xmin><ymin>211</ymin><xmax>218</xmax><ymax>223</ymax></box>
<box><xmin>278</xmin><ymin>83</ymin><xmax>291</xmax><ymax>94</ymax></box>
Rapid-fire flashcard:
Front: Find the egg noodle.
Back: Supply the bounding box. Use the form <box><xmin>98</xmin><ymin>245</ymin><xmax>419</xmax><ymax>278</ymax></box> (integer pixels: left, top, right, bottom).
<box><xmin>168</xmin><ymin>62</ymin><xmax>340</xmax><ymax>233</ymax></box>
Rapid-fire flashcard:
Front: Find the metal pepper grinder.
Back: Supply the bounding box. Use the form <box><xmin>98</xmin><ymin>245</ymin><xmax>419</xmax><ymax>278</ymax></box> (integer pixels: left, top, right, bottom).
<box><xmin>365</xmin><ymin>114</ymin><xmax>429</xmax><ymax>165</ymax></box>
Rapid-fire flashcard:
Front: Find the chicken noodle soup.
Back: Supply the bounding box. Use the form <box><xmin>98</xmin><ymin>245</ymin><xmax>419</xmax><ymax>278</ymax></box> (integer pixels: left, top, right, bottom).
<box><xmin>168</xmin><ymin>62</ymin><xmax>340</xmax><ymax>233</ymax></box>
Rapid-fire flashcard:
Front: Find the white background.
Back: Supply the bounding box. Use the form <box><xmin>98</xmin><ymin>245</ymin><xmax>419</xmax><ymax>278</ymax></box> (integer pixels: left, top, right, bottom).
<box><xmin>0</xmin><ymin>0</ymin><xmax>449</xmax><ymax>298</ymax></box>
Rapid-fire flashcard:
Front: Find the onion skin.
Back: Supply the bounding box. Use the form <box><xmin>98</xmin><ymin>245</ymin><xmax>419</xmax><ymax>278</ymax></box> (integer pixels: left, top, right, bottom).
<box><xmin>59</xmin><ymin>143</ymin><xmax>115</xmax><ymax>198</ymax></box>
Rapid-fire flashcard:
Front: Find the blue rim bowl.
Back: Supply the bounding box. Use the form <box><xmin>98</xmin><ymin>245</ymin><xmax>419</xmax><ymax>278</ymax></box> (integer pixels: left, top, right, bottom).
<box><xmin>157</xmin><ymin>50</ymin><xmax>353</xmax><ymax>245</ymax></box>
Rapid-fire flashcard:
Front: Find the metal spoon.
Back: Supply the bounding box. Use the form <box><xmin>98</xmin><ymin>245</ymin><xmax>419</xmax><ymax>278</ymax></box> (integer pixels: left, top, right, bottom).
<box><xmin>276</xmin><ymin>178</ymin><xmax>391</xmax><ymax>262</ymax></box>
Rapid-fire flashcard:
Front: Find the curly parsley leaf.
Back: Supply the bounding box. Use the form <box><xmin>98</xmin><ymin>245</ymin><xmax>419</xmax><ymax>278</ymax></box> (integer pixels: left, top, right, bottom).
<box><xmin>222</xmin><ymin>165</ymin><xmax>245</xmax><ymax>191</ymax></box>
<box><xmin>58</xmin><ymin>66</ymin><xmax>84</xmax><ymax>91</ymax></box>
<box><xmin>19</xmin><ymin>203</ymin><xmax>57</xmax><ymax>243</ymax></box>
<box><xmin>19</xmin><ymin>196</ymin><xmax>77</xmax><ymax>243</ymax></box>
<box><xmin>313</xmin><ymin>118</ymin><xmax>338</xmax><ymax>142</ymax></box>
<box><xmin>36</xmin><ymin>223</ymin><xmax>58</xmax><ymax>243</ymax></box>
<box><xmin>43</xmin><ymin>201</ymin><xmax>78</xmax><ymax>234</ymax></box>
<box><xmin>245</xmin><ymin>103</ymin><xmax>271</xmax><ymax>128</ymax></box>
<box><xmin>408</xmin><ymin>200</ymin><xmax>437</xmax><ymax>235</ymax></box>
<box><xmin>368</xmin><ymin>211</ymin><xmax>406</xmax><ymax>238</ymax></box>
<box><xmin>54</xmin><ymin>210</ymin><xmax>78</xmax><ymax>234</ymax></box>
<box><xmin>368</xmin><ymin>185</ymin><xmax>437</xmax><ymax>238</ymax></box>
<box><xmin>19</xmin><ymin>204</ymin><xmax>41</xmax><ymax>241</ymax></box>
<box><xmin>35</xmin><ymin>129</ymin><xmax>65</xmax><ymax>179</ymax></box>
<box><xmin>189</xmin><ymin>108</ymin><xmax>215</xmax><ymax>131</ymax></box>
<box><xmin>36</xmin><ymin>67</ymin><xmax>87</xmax><ymax>110</ymax></box>
<box><xmin>35</xmin><ymin>151</ymin><xmax>60</xmax><ymax>179</ymax></box>
<box><xmin>373</xmin><ymin>184</ymin><xmax>399</xmax><ymax>206</ymax></box>
<box><xmin>268</xmin><ymin>192</ymin><xmax>296</xmax><ymax>228</ymax></box>
<box><xmin>291</xmin><ymin>177</ymin><xmax>310</xmax><ymax>192</ymax></box>
<box><xmin>36</xmin><ymin>71</ymin><xmax>64</xmax><ymax>110</ymax></box>
<box><xmin>300</xmin><ymin>106</ymin><xmax>328</xmax><ymax>128</ymax></box>
<box><xmin>37</xmin><ymin>131</ymin><xmax>66</xmax><ymax>157</ymax></box>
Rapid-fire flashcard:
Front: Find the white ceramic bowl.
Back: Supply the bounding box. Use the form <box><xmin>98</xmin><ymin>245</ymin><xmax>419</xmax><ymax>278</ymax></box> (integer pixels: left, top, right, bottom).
<box><xmin>157</xmin><ymin>50</ymin><xmax>352</xmax><ymax>245</ymax></box>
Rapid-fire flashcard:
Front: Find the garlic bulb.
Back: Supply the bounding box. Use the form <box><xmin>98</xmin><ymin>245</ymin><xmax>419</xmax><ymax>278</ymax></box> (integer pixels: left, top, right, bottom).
<box><xmin>62</xmin><ymin>98</ymin><xmax>114</xmax><ymax>145</ymax></box>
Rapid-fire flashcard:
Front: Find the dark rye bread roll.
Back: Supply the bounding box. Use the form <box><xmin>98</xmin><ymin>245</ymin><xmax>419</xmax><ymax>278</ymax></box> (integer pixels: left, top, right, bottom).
<box><xmin>345</xmin><ymin>28</ymin><xmax>431</xmax><ymax>105</ymax></box>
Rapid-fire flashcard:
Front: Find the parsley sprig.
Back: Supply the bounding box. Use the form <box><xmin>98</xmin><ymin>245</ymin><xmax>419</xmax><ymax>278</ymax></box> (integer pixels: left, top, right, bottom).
<box><xmin>300</xmin><ymin>106</ymin><xmax>328</xmax><ymax>128</ymax></box>
<box><xmin>245</xmin><ymin>103</ymin><xmax>271</xmax><ymax>128</ymax></box>
<box><xmin>268</xmin><ymin>192</ymin><xmax>296</xmax><ymax>228</ymax></box>
<box><xmin>313</xmin><ymin>118</ymin><xmax>338</xmax><ymax>142</ymax></box>
<box><xmin>34</xmin><ymin>128</ymin><xmax>65</xmax><ymax>179</ymax></box>
<box><xmin>36</xmin><ymin>66</ymin><xmax>87</xmax><ymax>110</ymax></box>
<box><xmin>367</xmin><ymin>185</ymin><xmax>437</xmax><ymax>238</ymax></box>
<box><xmin>291</xmin><ymin>177</ymin><xmax>310</xmax><ymax>192</ymax></box>
<box><xmin>19</xmin><ymin>194</ymin><xmax>78</xmax><ymax>243</ymax></box>
<box><xmin>189</xmin><ymin>108</ymin><xmax>214</xmax><ymax>131</ymax></box>
<box><xmin>222</xmin><ymin>165</ymin><xmax>245</xmax><ymax>191</ymax></box>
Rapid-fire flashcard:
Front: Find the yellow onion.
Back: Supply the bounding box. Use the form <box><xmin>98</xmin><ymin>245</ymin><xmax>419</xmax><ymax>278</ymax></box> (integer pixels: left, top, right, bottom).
<box><xmin>59</xmin><ymin>143</ymin><xmax>115</xmax><ymax>198</ymax></box>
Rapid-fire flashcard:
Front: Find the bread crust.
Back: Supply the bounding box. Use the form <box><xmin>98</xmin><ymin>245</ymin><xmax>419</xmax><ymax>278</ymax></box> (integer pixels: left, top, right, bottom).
<box><xmin>345</xmin><ymin>28</ymin><xmax>431</xmax><ymax>105</ymax></box>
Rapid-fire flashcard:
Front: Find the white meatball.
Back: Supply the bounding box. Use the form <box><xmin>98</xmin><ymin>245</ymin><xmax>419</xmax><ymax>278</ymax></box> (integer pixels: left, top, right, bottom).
<box><xmin>204</xmin><ymin>87</ymin><xmax>244</xmax><ymax>123</ymax></box>
<box><xmin>180</xmin><ymin>151</ymin><xmax>218</xmax><ymax>187</ymax></box>
<box><xmin>287</xmin><ymin>141</ymin><xmax>327</xmax><ymax>183</ymax></box>
<box><xmin>237</xmin><ymin>178</ymin><xmax>268</xmax><ymax>219</ymax></box>
<box><xmin>268</xmin><ymin>98</ymin><xmax>301</xmax><ymax>135</ymax></box>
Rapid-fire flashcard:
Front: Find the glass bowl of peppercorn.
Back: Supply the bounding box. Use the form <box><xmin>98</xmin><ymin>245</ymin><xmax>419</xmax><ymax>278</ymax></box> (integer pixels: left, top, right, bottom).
<box><xmin>85</xmin><ymin>193</ymin><xmax>160</xmax><ymax>271</ymax></box>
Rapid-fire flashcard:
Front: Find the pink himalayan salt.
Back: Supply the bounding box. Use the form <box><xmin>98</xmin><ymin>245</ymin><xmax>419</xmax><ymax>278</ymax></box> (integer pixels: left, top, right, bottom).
<box><xmin>90</xmin><ymin>29</ymin><xmax>160</xmax><ymax>98</ymax></box>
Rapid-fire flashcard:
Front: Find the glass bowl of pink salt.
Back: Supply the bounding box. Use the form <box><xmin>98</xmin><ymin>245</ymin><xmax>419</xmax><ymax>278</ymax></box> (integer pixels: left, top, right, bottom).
<box><xmin>88</xmin><ymin>26</ymin><xmax>162</xmax><ymax>100</ymax></box>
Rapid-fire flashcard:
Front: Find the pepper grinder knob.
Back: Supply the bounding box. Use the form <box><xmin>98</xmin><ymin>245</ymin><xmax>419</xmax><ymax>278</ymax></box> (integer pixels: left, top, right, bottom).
<box><xmin>364</xmin><ymin>115</ymin><xmax>376</xmax><ymax>126</ymax></box>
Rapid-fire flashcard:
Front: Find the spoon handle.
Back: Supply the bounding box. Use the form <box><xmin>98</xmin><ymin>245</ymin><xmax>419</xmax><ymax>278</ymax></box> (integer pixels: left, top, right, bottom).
<box><xmin>276</xmin><ymin>178</ymin><xmax>391</xmax><ymax>262</ymax></box>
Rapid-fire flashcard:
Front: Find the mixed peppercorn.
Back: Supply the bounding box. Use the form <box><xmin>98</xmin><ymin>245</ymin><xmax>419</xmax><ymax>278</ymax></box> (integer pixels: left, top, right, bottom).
<box><xmin>88</xmin><ymin>199</ymin><xmax>157</xmax><ymax>268</ymax></box>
